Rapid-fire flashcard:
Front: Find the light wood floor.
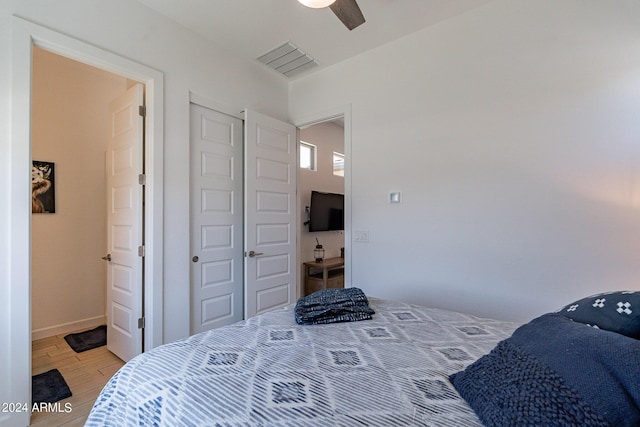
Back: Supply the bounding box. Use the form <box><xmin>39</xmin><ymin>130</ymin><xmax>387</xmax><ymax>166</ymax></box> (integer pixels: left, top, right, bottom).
<box><xmin>30</xmin><ymin>332</ymin><xmax>125</xmax><ymax>426</ymax></box>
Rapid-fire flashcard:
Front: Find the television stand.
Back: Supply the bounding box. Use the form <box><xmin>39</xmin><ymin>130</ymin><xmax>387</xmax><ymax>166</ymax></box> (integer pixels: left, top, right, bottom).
<box><xmin>303</xmin><ymin>257</ymin><xmax>344</xmax><ymax>296</ymax></box>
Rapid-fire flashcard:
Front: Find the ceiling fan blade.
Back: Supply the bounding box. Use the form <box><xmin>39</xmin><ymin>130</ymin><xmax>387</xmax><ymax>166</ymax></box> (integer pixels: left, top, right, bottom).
<box><xmin>329</xmin><ymin>0</ymin><xmax>365</xmax><ymax>31</ymax></box>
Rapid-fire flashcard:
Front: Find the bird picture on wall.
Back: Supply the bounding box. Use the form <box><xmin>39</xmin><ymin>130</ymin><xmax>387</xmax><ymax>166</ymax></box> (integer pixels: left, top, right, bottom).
<box><xmin>32</xmin><ymin>160</ymin><xmax>55</xmax><ymax>213</ymax></box>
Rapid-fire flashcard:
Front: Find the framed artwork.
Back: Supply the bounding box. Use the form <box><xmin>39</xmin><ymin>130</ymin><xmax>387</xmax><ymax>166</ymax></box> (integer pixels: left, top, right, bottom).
<box><xmin>32</xmin><ymin>160</ymin><xmax>56</xmax><ymax>213</ymax></box>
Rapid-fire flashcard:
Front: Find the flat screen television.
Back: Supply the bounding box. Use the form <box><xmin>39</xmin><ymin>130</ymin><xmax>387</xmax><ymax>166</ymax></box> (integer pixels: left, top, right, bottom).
<box><xmin>308</xmin><ymin>191</ymin><xmax>344</xmax><ymax>232</ymax></box>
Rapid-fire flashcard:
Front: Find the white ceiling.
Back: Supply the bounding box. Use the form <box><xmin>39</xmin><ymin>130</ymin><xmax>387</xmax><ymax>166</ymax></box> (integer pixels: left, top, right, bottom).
<box><xmin>136</xmin><ymin>0</ymin><xmax>495</xmax><ymax>79</ymax></box>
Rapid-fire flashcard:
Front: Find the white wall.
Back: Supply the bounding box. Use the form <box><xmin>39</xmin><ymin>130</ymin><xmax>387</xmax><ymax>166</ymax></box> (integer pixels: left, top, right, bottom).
<box><xmin>0</xmin><ymin>1</ymin><xmax>288</xmax><ymax>423</ymax></box>
<box><xmin>31</xmin><ymin>47</ymin><xmax>128</xmax><ymax>338</ymax></box>
<box><xmin>299</xmin><ymin>122</ymin><xmax>345</xmax><ymax>265</ymax></box>
<box><xmin>290</xmin><ymin>0</ymin><xmax>640</xmax><ymax>323</ymax></box>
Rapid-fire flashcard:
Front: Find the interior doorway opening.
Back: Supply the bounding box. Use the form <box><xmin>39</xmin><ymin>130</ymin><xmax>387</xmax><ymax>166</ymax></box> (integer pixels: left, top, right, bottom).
<box><xmin>10</xmin><ymin>18</ymin><xmax>165</xmax><ymax>426</ymax></box>
<box><xmin>30</xmin><ymin>46</ymin><xmax>135</xmax><ymax>344</ymax></box>
<box><xmin>294</xmin><ymin>107</ymin><xmax>351</xmax><ymax>297</ymax></box>
<box><xmin>28</xmin><ymin>42</ymin><xmax>146</xmax><ymax>426</ymax></box>
<box><xmin>298</xmin><ymin>118</ymin><xmax>346</xmax><ymax>295</ymax></box>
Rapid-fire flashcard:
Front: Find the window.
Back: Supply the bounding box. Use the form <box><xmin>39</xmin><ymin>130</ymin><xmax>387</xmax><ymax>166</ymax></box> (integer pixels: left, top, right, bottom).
<box><xmin>333</xmin><ymin>152</ymin><xmax>344</xmax><ymax>177</ymax></box>
<box><xmin>299</xmin><ymin>141</ymin><xmax>316</xmax><ymax>171</ymax></box>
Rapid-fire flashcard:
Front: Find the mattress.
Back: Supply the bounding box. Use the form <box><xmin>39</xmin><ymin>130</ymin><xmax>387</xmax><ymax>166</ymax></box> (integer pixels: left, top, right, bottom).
<box><xmin>86</xmin><ymin>298</ymin><xmax>518</xmax><ymax>426</ymax></box>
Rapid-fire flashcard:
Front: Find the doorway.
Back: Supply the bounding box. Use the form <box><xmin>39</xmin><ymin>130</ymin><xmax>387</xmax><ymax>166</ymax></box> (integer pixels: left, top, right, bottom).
<box><xmin>31</xmin><ymin>47</ymin><xmax>145</xmax><ymax>363</ymax></box>
<box><xmin>298</xmin><ymin>118</ymin><xmax>346</xmax><ymax>280</ymax></box>
<box><xmin>293</xmin><ymin>106</ymin><xmax>352</xmax><ymax>293</ymax></box>
<box><xmin>30</xmin><ymin>46</ymin><xmax>129</xmax><ymax>344</ymax></box>
<box><xmin>10</xmin><ymin>18</ymin><xmax>164</xmax><ymax>426</ymax></box>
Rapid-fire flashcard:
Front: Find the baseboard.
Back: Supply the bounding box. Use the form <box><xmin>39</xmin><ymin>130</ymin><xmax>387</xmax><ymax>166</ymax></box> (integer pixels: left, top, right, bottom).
<box><xmin>32</xmin><ymin>315</ymin><xmax>107</xmax><ymax>341</ymax></box>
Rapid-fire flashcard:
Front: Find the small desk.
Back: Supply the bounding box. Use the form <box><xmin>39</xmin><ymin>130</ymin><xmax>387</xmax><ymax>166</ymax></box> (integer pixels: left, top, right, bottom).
<box><xmin>303</xmin><ymin>257</ymin><xmax>345</xmax><ymax>295</ymax></box>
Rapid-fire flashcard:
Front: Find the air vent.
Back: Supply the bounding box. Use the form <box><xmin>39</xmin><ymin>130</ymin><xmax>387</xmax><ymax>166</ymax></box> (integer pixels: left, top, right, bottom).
<box><xmin>257</xmin><ymin>42</ymin><xmax>318</xmax><ymax>78</ymax></box>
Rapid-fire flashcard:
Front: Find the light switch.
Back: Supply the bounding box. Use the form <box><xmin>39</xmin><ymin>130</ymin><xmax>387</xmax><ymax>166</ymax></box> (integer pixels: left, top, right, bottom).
<box><xmin>354</xmin><ymin>230</ymin><xmax>369</xmax><ymax>243</ymax></box>
<box><xmin>390</xmin><ymin>192</ymin><xmax>401</xmax><ymax>203</ymax></box>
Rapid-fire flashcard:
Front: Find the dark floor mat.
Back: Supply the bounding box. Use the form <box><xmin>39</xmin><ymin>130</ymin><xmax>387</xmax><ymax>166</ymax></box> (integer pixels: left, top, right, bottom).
<box><xmin>32</xmin><ymin>369</ymin><xmax>72</xmax><ymax>404</ymax></box>
<box><xmin>64</xmin><ymin>325</ymin><xmax>106</xmax><ymax>353</ymax></box>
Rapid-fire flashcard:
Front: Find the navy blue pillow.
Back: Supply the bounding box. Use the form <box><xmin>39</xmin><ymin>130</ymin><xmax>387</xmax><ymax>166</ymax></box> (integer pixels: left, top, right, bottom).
<box><xmin>450</xmin><ymin>313</ymin><xmax>640</xmax><ymax>427</ymax></box>
<box><xmin>558</xmin><ymin>291</ymin><xmax>640</xmax><ymax>339</ymax></box>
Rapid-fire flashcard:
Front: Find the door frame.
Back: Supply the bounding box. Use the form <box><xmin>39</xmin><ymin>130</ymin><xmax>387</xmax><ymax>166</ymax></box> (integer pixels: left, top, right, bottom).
<box><xmin>291</xmin><ymin>105</ymin><xmax>352</xmax><ymax>291</ymax></box>
<box><xmin>10</xmin><ymin>16</ymin><xmax>164</xmax><ymax>417</ymax></box>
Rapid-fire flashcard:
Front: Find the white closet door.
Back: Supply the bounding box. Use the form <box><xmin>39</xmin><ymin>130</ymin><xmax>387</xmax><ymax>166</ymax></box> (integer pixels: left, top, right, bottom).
<box><xmin>244</xmin><ymin>109</ymin><xmax>297</xmax><ymax>317</ymax></box>
<box><xmin>190</xmin><ymin>104</ymin><xmax>244</xmax><ymax>334</ymax></box>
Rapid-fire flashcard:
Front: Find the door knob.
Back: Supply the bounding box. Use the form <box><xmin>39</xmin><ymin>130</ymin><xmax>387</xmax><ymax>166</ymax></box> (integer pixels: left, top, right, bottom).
<box><xmin>248</xmin><ymin>250</ymin><xmax>264</xmax><ymax>258</ymax></box>
<box><xmin>101</xmin><ymin>254</ymin><xmax>112</xmax><ymax>261</ymax></box>
<box><xmin>192</xmin><ymin>256</ymin><xmax>199</xmax><ymax>263</ymax></box>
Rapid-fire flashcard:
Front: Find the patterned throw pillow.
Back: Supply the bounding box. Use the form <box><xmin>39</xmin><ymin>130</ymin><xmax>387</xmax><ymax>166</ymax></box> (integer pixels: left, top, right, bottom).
<box><xmin>558</xmin><ymin>291</ymin><xmax>640</xmax><ymax>338</ymax></box>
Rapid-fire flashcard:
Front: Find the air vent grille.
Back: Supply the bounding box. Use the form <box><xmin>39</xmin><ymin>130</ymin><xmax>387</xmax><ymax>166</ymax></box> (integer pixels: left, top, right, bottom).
<box><xmin>257</xmin><ymin>42</ymin><xmax>318</xmax><ymax>78</ymax></box>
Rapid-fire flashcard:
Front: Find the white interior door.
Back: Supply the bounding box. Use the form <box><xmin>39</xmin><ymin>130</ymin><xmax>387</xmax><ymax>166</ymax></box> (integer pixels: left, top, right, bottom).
<box><xmin>244</xmin><ymin>110</ymin><xmax>297</xmax><ymax>317</ymax></box>
<box><xmin>190</xmin><ymin>104</ymin><xmax>244</xmax><ymax>334</ymax></box>
<box><xmin>106</xmin><ymin>83</ymin><xmax>144</xmax><ymax>362</ymax></box>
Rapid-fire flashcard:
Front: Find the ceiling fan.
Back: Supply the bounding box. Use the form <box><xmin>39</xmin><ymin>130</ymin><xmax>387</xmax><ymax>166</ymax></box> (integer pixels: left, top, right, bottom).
<box><xmin>298</xmin><ymin>0</ymin><xmax>366</xmax><ymax>31</ymax></box>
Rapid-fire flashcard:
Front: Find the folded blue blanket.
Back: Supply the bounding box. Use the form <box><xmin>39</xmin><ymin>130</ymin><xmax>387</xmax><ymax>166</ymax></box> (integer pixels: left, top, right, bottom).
<box><xmin>294</xmin><ymin>287</ymin><xmax>375</xmax><ymax>325</ymax></box>
<box><xmin>450</xmin><ymin>313</ymin><xmax>640</xmax><ymax>427</ymax></box>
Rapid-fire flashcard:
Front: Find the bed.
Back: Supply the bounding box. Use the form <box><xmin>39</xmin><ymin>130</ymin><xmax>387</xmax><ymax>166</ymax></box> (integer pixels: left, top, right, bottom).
<box><xmin>86</xmin><ymin>297</ymin><xmax>517</xmax><ymax>426</ymax></box>
<box><xmin>86</xmin><ymin>290</ymin><xmax>640</xmax><ymax>426</ymax></box>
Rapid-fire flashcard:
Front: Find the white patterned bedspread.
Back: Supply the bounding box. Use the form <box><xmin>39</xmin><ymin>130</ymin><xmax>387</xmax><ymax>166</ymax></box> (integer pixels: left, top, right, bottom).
<box><xmin>86</xmin><ymin>298</ymin><xmax>518</xmax><ymax>426</ymax></box>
